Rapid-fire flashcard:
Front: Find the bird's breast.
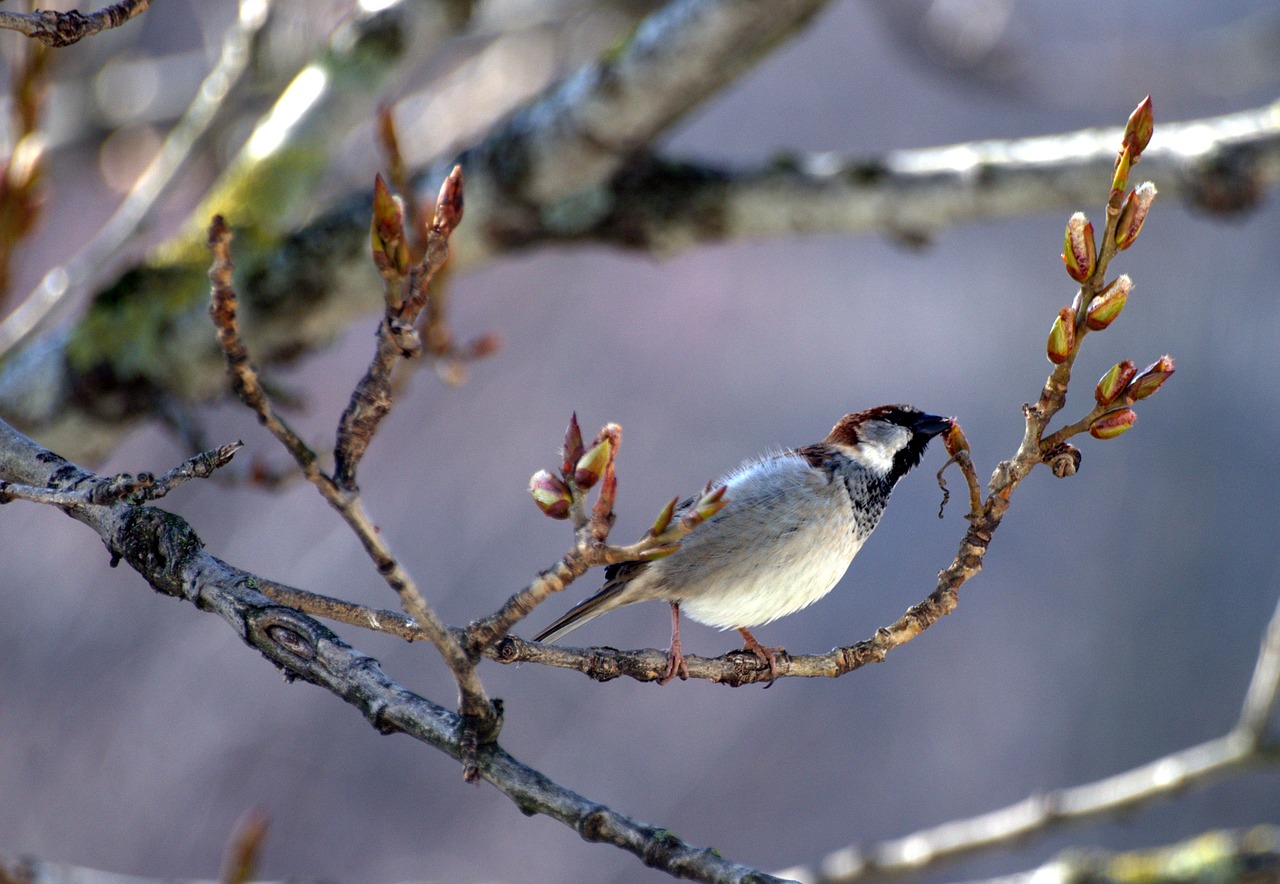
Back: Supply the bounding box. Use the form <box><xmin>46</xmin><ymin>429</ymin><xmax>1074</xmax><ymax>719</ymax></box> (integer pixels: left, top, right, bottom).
<box><xmin>645</xmin><ymin>455</ymin><xmax>867</xmax><ymax>629</ymax></box>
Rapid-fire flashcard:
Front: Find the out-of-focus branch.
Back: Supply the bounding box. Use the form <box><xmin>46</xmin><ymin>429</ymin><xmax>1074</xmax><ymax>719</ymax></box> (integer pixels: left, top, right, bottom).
<box><xmin>912</xmin><ymin>826</ymin><xmax>1280</xmax><ymax>884</ymax></box>
<box><xmin>0</xmin><ymin>0</ymin><xmax>275</xmax><ymax>359</ymax></box>
<box><xmin>0</xmin><ymin>0</ymin><xmax>831</xmax><ymax>460</ymax></box>
<box><xmin>207</xmin><ymin>213</ymin><xmax>498</xmax><ymax>747</ymax></box>
<box><xmin>3</xmin><ymin>95</ymin><xmax>1275</xmax><ymax>459</ymax></box>
<box><xmin>0</xmin><ymin>0</ymin><xmax>150</xmax><ymax>47</ymax></box>
<box><xmin>0</xmin><ymin>416</ymin><xmax>785</xmax><ymax>884</ymax></box>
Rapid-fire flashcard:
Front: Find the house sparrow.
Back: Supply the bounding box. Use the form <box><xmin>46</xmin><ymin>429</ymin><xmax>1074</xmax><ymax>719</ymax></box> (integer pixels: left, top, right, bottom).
<box><xmin>534</xmin><ymin>405</ymin><xmax>953</xmax><ymax>683</ymax></box>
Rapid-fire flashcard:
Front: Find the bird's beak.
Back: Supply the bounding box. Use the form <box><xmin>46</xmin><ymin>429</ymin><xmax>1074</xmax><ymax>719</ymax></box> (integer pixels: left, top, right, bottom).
<box><xmin>913</xmin><ymin>413</ymin><xmax>954</xmax><ymax>439</ymax></box>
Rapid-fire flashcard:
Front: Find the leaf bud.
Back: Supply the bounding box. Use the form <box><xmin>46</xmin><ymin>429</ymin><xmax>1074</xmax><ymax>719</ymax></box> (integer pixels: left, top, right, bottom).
<box><xmin>1112</xmin><ymin>144</ymin><xmax>1133</xmax><ymax>194</ymax></box>
<box><xmin>529</xmin><ymin>470</ymin><xmax>572</xmax><ymax>519</ymax></box>
<box><xmin>1089</xmin><ymin>408</ymin><xmax>1137</xmax><ymax>440</ymax></box>
<box><xmin>1115</xmin><ymin>182</ymin><xmax>1157</xmax><ymax>250</ymax></box>
<box><xmin>650</xmin><ymin>496</ymin><xmax>678</xmax><ymax>537</ymax></box>
<box><xmin>574</xmin><ymin>438</ymin><xmax>613</xmax><ymax>490</ymax></box>
<box><xmin>432</xmin><ymin>164</ymin><xmax>464</xmax><ymax>233</ymax></box>
<box><xmin>1127</xmin><ymin>355</ymin><xmax>1175</xmax><ymax>400</ymax></box>
<box><xmin>1123</xmin><ymin>95</ymin><xmax>1154</xmax><ymax>158</ymax></box>
<box><xmin>561</xmin><ymin>413</ymin><xmax>585</xmax><ymax>476</ymax></box>
<box><xmin>942</xmin><ymin>422</ymin><xmax>969</xmax><ymax>458</ymax></box>
<box><xmin>370</xmin><ymin>173</ymin><xmax>408</xmax><ymax>276</ymax></box>
<box><xmin>1062</xmin><ymin>213</ymin><xmax>1096</xmax><ymax>283</ymax></box>
<box><xmin>1095</xmin><ymin>360</ymin><xmax>1137</xmax><ymax>406</ymax></box>
<box><xmin>1046</xmin><ymin>306</ymin><xmax>1076</xmax><ymax>364</ymax></box>
<box><xmin>1085</xmin><ymin>275</ymin><xmax>1131</xmax><ymax>330</ymax></box>
<box><xmin>638</xmin><ymin>544</ymin><xmax>682</xmax><ymax>561</ymax></box>
<box><xmin>681</xmin><ymin>485</ymin><xmax>728</xmax><ymax>530</ymax></box>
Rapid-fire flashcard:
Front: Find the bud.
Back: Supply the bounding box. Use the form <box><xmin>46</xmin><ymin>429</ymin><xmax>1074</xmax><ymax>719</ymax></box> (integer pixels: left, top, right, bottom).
<box><xmin>638</xmin><ymin>544</ymin><xmax>681</xmax><ymax>561</ymax></box>
<box><xmin>432</xmin><ymin>164</ymin><xmax>464</xmax><ymax>234</ymax></box>
<box><xmin>1089</xmin><ymin>408</ymin><xmax>1137</xmax><ymax>440</ymax></box>
<box><xmin>942</xmin><ymin>422</ymin><xmax>969</xmax><ymax>458</ymax></box>
<box><xmin>1085</xmin><ymin>275</ymin><xmax>1131</xmax><ymax>330</ymax></box>
<box><xmin>650</xmin><ymin>496</ymin><xmax>678</xmax><ymax>537</ymax></box>
<box><xmin>1062</xmin><ymin>213</ymin><xmax>1096</xmax><ymax>283</ymax></box>
<box><xmin>370</xmin><ymin>173</ymin><xmax>408</xmax><ymax>277</ymax></box>
<box><xmin>529</xmin><ymin>470</ymin><xmax>572</xmax><ymax>519</ymax></box>
<box><xmin>1123</xmin><ymin>95</ymin><xmax>1154</xmax><ymax>158</ymax></box>
<box><xmin>1046</xmin><ymin>306</ymin><xmax>1076</xmax><ymax>364</ymax></box>
<box><xmin>1127</xmin><ymin>355</ymin><xmax>1175</xmax><ymax>401</ymax></box>
<box><xmin>574</xmin><ymin>438</ymin><xmax>613</xmax><ymax>490</ymax></box>
<box><xmin>1112</xmin><ymin>144</ymin><xmax>1132</xmax><ymax>194</ymax></box>
<box><xmin>1115</xmin><ymin>182</ymin><xmax>1157</xmax><ymax>250</ymax></box>
<box><xmin>561</xmin><ymin>413</ymin><xmax>584</xmax><ymax>476</ymax></box>
<box><xmin>681</xmin><ymin>485</ymin><xmax>728</xmax><ymax>530</ymax></box>
<box><xmin>1094</xmin><ymin>359</ymin><xmax>1137</xmax><ymax>406</ymax></box>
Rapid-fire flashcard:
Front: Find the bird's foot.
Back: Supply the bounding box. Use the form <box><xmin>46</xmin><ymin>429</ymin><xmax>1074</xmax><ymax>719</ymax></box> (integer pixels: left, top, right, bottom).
<box><xmin>658</xmin><ymin>642</ymin><xmax>689</xmax><ymax>684</ymax></box>
<box><xmin>737</xmin><ymin>627</ymin><xmax>784</xmax><ymax>685</ymax></box>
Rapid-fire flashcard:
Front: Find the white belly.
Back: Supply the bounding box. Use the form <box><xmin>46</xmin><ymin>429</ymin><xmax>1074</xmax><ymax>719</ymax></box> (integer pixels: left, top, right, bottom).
<box><xmin>636</xmin><ymin>453</ymin><xmax>867</xmax><ymax>630</ymax></box>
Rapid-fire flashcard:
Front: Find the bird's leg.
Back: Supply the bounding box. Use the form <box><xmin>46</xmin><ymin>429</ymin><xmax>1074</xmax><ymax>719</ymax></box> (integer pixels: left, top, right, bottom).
<box><xmin>736</xmin><ymin>627</ymin><xmax>783</xmax><ymax>684</ymax></box>
<box><xmin>658</xmin><ymin>602</ymin><xmax>689</xmax><ymax>684</ymax></box>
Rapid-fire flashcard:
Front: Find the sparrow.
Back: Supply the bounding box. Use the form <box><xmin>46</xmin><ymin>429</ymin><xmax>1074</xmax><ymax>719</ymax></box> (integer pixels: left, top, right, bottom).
<box><xmin>534</xmin><ymin>405</ymin><xmax>953</xmax><ymax>684</ymax></box>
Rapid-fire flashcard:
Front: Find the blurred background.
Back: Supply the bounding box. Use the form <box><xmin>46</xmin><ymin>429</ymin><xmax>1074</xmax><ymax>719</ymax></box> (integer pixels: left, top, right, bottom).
<box><xmin>1</xmin><ymin>1</ymin><xmax>1279</xmax><ymax>881</ymax></box>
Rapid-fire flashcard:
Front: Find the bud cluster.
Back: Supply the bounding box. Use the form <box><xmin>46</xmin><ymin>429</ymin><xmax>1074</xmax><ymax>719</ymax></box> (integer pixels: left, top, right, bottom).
<box><xmin>1088</xmin><ymin>355</ymin><xmax>1175</xmax><ymax>440</ymax></box>
<box><xmin>1042</xmin><ymin>97</ymin><xmax>1174</xmax><ymax>456</ymax></box>
<box><xmin>528</xmin><ymin>414</ymin><xmax>623</xmax><ymax>522</ymax></box>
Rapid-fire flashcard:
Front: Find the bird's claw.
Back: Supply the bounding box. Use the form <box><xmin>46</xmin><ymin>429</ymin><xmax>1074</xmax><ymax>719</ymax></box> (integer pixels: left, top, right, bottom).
<box><xmin>658</xmin><ymin>643</ymin><xmax>689</xmax><ymax>684</ymax></box>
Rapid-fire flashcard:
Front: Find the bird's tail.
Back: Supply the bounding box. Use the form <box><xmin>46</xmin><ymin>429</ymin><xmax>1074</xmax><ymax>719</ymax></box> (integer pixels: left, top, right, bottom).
<box><xmin>533</xmin><ymin>574</ymin><xmax>636</xmax><ymax>644</ymax></box>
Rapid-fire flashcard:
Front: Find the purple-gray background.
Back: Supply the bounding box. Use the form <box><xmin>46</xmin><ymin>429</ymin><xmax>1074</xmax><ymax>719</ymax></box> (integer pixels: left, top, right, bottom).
<box><xmin>2</xmin><ymin>1</ymin><xmax>1279</xmax><ymax>881</ymax></box>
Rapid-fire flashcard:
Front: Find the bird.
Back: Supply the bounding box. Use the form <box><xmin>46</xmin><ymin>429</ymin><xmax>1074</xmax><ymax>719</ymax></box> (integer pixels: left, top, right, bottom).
<box><xmin>533</xmin><ymin>405</ymin><xmax>953</xmax><ymax>684</ymax></box>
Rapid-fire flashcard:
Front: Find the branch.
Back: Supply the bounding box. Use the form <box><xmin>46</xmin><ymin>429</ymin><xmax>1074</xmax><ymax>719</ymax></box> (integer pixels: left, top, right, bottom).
<box><xmin>0</xmin><ymin>416</ymin><xmax>784</xmax><ymax>884</ymax></box>
<box><xmin>206</xmin><ymin>215</ymin><xmax>497</xmax><ymax>744</ymax></box>
<box><xmin>0</xmin><ymin>0</ymin><xmax>275</xmax><ymax>361</ymax></box>
<box><xmin>0</xmin><ymin>0</ymin><xmax>150</xmax><ymax>47</ymax></box>
<box><xmin>787</xmin><ymin>624</ymin><xmax>1280</xmax><ymax>884</ymax></box>
<box><xmin>0</xmin><ymin>0</ymin><xmax>832</xmax><ymax>460</ymax></box>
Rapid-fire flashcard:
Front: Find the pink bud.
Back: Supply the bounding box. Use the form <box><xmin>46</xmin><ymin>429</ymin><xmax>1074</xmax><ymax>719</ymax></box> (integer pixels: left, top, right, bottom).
<box><xmin>529</xmin><ymin>470</ymin><xmax>572</xmax><ymax>519</ymax></box>
<box><xmin>432</xmin><ymin>165</ymin><xmax>464</xmax><ymax>233</ymax></box>
<box><xmin>1115</xmin><ymin>182</ymin><xmax>1157</xmax><ymax>250</ymax></box>
<box><xmin>1127</xmin><ymin>355</ymin><xmax>1175</xmax><ymax>401</ymax></box>
<box><xmin>561</xmin><ymin>413</ymin><xmax>584</xmax><ymax>476</ymax></box>
<box><xmin>1123</xmin><ymin>95</ymin><xmax>1154</xmax><ymax>158</ymax></box>
<box><xmin>1062</xmin><ymin>213</ymin><xmax>1096</xmax><ymax>283</ymax></box>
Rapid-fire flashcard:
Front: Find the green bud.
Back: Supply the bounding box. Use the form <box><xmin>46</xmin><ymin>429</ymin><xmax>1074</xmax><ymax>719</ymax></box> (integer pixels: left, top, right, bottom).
<box><xmin>1085</xmin><ymin>275</ymin><xmax>1131</xmax><ymax>330</ymax></box>
<box><xmin>1089</xmin><ymin>408</ymin><xmax>1137</xmax><ymax>440</ymax></box>
<box><xmin>1095</xmin><ymin>360</ymin><xmax>1137</xmax><ymax>406</ymax></box>
<box><xmin>1046</xmin><ymin>306</ymin><xmax>1076</xmax><ymax>364</ymax></box>
<box><xmin>574</xmin><ymin>438</ymin><xmax>613</xmax><ymax>490</ymax></box>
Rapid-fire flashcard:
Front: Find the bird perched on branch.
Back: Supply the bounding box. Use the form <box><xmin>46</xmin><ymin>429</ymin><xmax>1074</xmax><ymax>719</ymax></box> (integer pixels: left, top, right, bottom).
<box><xmin>535</xmin><ymin>405</ymin><xmax>952</xmax><ymax>684</ymax></box>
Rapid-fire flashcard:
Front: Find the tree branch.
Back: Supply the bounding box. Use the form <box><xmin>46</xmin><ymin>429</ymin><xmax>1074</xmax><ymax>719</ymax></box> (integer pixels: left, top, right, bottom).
<box><xmin>0</xmin><ymin>415</ymin><xmax>783</xmax><ymax>884</ymax></box>
<box><xmin>0</xmin><ymin>0</ymin><xmax>150</xmax><ymax>47</ymax></box>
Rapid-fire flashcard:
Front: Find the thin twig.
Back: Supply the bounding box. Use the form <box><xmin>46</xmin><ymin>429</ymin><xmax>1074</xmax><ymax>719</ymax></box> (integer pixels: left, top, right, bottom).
<box><xmin>0</xmin><ymin>415</ymin><xmax>778</xmax><ymax>884</ymax></box>
<box><xmin>0</xmin><ymin>441</ymin><xmax>241</xmax><ymax>507</ymax></box>
<box><xmin>206</xmin><ymin>216</ymin><xmax>496</xmax><ymax>751</ymax></box>
<box><xmin>333</xmin><ymin>166</ymin><xmax>463</xmax><ymax>490</ymax></box>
